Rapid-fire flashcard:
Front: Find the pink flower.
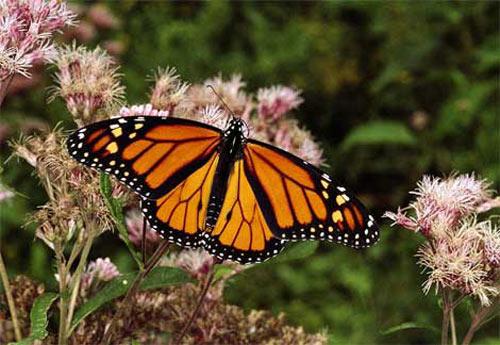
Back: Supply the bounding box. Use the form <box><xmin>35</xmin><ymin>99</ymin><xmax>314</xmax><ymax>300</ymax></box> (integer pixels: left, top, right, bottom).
<box><xmin>125</xmin><ymin>210</ymin><xmax>161</xmax><ymax>248</ymax></box>
<box><xmin>386</xmin><ymin>173</ymin><xmax>499</xmax><ymax>306</ymax></box>
<box><xmin>51</xmin><ymin>43</ymin><xmax>125</xmax><ymax>124</ymax></box>
<box><xmin>81</xmin><ymin>257</ymin><xmax>120</xmax><ymax>296</ymax></box>
<box><xmin>169</xmin><ymin>248</ymin><xmax>214</xmax><ymax>281</ymax></box>
<box><xmin>87</xmin><ymin>4</ymin><xmax>119</xmax><ymax>30</ymax></box>
<box><xmin>196</xmin><ymin>104</ymin><xmax>229</xmax><ymax>129</ymax></box>
<box><xmin>417</xmin><ymin>218</ymin><xmax>499</xmax><ymax>306</ymax></box>
<box><xmin>201</xmin><ymin>74</ymin><xmax>251</xmax><ymax>115</ymax></box>
<box><xmin>384</xmin><ymin>174</ymin><xmax>495</xmax><ymax>238</ymax></box>
<box><xmin>149</xmin><ymin>66</ymin><xmax>189</xmax><ymax>113</ymax></box>
<box><xmin>0</xmin><ymin>183</ymin><xmax>13</xmax><ymax>202</ymax></box>
<box><xmin>257</xmin><ymin>86</ymin><xmax>303</xmax><ymax>121</ymax></box>
<box><xmin>0</xmin><ymin>0</ymin><xmax>76</xmax><ymax>80</ymax></box>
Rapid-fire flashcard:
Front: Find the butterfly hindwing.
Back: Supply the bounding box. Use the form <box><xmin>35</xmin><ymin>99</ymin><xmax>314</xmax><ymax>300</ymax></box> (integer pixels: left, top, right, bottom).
<box><xmin>200</xmin><ymin>160</ymin><xmax>285</xmax><ymax>264</ymax></box>
<box><xmin>142</xmin><ymin>154</ymin><xmax>284</xmax><ymax>264</ymax></box>
<box><xmin>243</xmin><ymin>140</ymin><xmax>379</xmax><ymax>248</ymax></box>
<box><xmin>67</xmin><ymin>116</ymin><xmax>222</xmax><ymax>199</ymax></box>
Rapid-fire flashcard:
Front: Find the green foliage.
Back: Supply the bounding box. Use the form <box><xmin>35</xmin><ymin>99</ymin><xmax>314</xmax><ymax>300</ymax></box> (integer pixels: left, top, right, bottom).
<box><xmin>267</xmin><ymin>242</ymin><xmax>319</xmax><ymax>264</ymax></box>
<box><xmin>100</xmin><ymin>173</ymin><xmax>143</xmax><ymax>268</ymax></box>
<box><xmin>380</xmin><ymin>322</ymin><xmax>439</xmax><ymax>336</ymax></box>
<box><xmin>341</xmin><ymin>121</ymin><xmax>417</xmax><ymax>150</ymax></box>
<box><xmin>69</xmin><ymin>267</ymin><xmax>193</xmax><ymax>334</ymax></box>
<box><xmin>10</xmin><ymin>292</ymin><xmax>58</xmax><ymax>345</ymax></box>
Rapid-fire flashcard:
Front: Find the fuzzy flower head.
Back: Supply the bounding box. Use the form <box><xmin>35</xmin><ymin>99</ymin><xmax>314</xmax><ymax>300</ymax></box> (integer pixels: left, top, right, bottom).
<box><xmin>11</xmin><ymin>130</ymin><xmax>116</xmax><ymax>249</ymax></box>
<box><xmin>0</xmin><ymin>0</ymin><xmax>76</xmax><ymax>80</ymax></box>
<box><xmin>51</xmin><ymin>43</ymin><xmax>125</xmax><ymax>125</ymax></box>
<box><xmin>385</xmin><ymin>173</ymin><xmax>499</xmax><ymax>306</ymax></box>
<box><xmin>163</xmin><ymin>248</ymin><xmax>215</xmax><ymax>281</ymax></box>
<box><xmin>417</xmin><ymin>218</ymin><xmax>499</xmax><ymax>306</ymax></box>
<box><xmin>149</xmin><ymin>66</ymin><xmax>189</xmax><ymax>113</ymax></box>
<box><xmin>385</xmin><ymin>174</ymin><xmax>496</xmax><ymax>238</ymax></box>
<box><xmin>80</xmin><ymin>257</ymin><xmax>120</xmax><ymax>297</ymax></box>
<box><xmin>257</xmin><ymin>85</ymin><xmax>303</xmax><ymax>121</ymax></box>
<box><xmin>125</xmin><ymin>209</ymin><xmax>161</xmax><ymax>248</ymax></box>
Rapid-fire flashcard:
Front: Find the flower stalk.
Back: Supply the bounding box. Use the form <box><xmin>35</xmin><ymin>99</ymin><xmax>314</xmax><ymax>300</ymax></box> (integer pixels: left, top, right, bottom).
<box><xmin>0</xmin><ymin>248</ymin><xmax>22</xmax><ymax>341</ymax></box>
<box><xmin>65</xmin><ymin>223</ymin><xmax>97</xmax><ymax>335</ymax></box>
<box><xmin>102</xmin><ymin>240</ymin><xmax>171</xmax><ymax>345</ymax></box>
<box><xmin>172</xmin><ymin>260</ymin><xmax>220</xmax><ymax>345</ymax></box>
<box><xmin>0</xmin><ymin>74</ymin><xmax>13</xmax><ymax>108</ymax></box>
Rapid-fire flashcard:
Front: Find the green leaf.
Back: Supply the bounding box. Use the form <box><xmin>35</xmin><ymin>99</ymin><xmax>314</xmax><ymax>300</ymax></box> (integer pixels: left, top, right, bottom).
<box><xmin>213</xmin><ymin>265</ymin><xmax>235</xmax><ymax>281</ymax></box>
<box><xmin>99</xmin><ymin>173</ymin><xmax>143</xmax><ymax>269</ymax></box>
<box><xmin>69</xmin><ymin>267</ymin><xmax>192</xmax><ymax>334</ymax></box>
<box><xmin>267</xmin><ymin>241</ymin><xmax>319</xmax><ymax>264</ymax></box>
<box><xmin>380</xmin><ymin>322</ymin><xmax>439</xmax><ymax>335</ymax></box>
<box><xmin>99</xmin><ymin>172</ymin><xmax>113</xmax><ymax>198</ymax></box>
<box><xmin>341</xmin><ymin>121</ymin><xmax>417</xmax><ymax>150</ymax></box>
<box><xmin>140</xmin><ymin>266</ymin><xmax>194</xmax><ymax>290</ymax></box>
<box><xmin>9</xmin><ymin>292</ymin><xmax>58</xmax><ymax>345</ymax></box>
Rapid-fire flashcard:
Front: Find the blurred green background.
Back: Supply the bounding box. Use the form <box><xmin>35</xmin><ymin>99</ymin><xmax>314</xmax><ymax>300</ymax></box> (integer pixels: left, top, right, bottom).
<box><xmin>1</xmin><ymin>1</ymin><xmax>498</xmax><ymax>344</ymax></box>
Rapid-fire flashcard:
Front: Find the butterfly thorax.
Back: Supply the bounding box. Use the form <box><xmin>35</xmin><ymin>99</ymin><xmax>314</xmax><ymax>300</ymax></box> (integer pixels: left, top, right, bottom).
<box><xmin>205</xmin><ymin>118</ymin><xmax>247</xmax><ymax>230</ymax></box>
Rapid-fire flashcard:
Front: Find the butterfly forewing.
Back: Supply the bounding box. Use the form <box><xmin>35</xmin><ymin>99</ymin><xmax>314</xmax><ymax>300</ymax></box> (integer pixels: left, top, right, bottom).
<box><xmin>243</xmin><ymin>139</ymin><xmax>379</xmax><ymax>248</ymax></box>
<box><xmin>67</xmin><ymin>116</ymin><xmax>221</xmax><ymax>199</ymax></box>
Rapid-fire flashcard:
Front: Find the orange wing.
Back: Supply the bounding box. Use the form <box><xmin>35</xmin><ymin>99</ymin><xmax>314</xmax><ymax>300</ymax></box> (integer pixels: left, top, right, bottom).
<box><xmin>67</xmin><ymin>116</ymin><xmax>222</xmax><ymax>199</ymax></box>
<box><xmin>244</xmin><ymin>140</ymin><xmax>379</xmax><ymax>249</ymax></box>
<box><xmin>142</xmin><ymin>153</ymin><xmax>219</xmax><ymax>248</ymax></box>
<box><xmin>199</xmin><ymin>160</ymin><xmax>285</xmax><ymax>264</ymax></box>
<box><xmin>142</xmin><ymin>155</ymin><xmax>284</xmax><ymax>263</ymax></box>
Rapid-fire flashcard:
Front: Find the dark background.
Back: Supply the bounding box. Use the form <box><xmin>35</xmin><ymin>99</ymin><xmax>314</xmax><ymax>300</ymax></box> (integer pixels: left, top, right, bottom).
<box><xmin>1</xmin><ymin>1</ymin><xmax>498</xmax><ymax>344</ymax></box>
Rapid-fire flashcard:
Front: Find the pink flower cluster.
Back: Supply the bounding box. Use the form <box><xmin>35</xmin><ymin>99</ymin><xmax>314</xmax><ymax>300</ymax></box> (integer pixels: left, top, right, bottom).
<box><xmin>51</xmin><ymin>43</ymin><xmax>125</xmax><ymax>124</ymax></box>
<box><xmin>385</xmin><ymin>174</ymin><xmax>499</xmax><ymax>306</ymax></box>
<box><xmin>257</xmin><ymin>85</ymin><xmax>303</xmax><ymax>121</ymax></box>
<box><xmin>80</xmin><ymin>257</ymin><xmax>120</xmax><ymax>296</ymax></box>
<box><xmin>117</xmin><ymin>70</ymin><xmax>323</xmax><ymax>166</ymax></box>
<box><xmin>0</xmin><ymin>0</ymin><xmax>75</xmax><ymax>80</ymax></box>
<box><xmin>125</xmin><ymin>210</ymin><xmax>161</xmax><ymax>248</ymax></box>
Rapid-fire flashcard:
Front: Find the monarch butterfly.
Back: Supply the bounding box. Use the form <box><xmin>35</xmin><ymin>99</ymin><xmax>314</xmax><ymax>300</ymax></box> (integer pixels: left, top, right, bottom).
<box><xmin>67</xmin><ymin>115</ymin><xmax>379</xmax><ymax>264</ymax></box>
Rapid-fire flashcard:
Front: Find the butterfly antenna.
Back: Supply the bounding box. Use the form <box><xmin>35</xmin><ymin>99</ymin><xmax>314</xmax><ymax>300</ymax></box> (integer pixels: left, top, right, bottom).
<box><xmin>206</xmin><ymin>84</ymin><xmax>236</xmax><ymax>120</ymax></box>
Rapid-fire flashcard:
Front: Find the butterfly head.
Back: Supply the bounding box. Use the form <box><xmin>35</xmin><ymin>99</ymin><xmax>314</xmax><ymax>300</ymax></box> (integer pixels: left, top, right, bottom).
<box><xmin>225</xmin><ymin>117</ymin><xmax>249</xmax><ymax>139</ymax></box>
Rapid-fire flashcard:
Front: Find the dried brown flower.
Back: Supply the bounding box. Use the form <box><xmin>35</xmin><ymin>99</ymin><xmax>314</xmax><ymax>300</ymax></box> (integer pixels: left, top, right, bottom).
<box><xmin>0</xmin><ymin>275</ymin><xmax>45</xmax><ymax>342</ymax></box>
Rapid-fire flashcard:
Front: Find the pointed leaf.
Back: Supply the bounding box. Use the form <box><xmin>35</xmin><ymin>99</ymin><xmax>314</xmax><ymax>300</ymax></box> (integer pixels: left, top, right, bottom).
<box><xmin>267</xmin><ymin>241</ymin><xmax>319</xmax><ymax>264</ymax></box>
<box><xmin>69</xmin><ymin>267</ymin><xmax>192</xmax><ymax>334</ymax></box>
<box><xmin>9</xmin><ymin>292</ymin><xmax>58</xmax><ymax>345</ymax></box>
<box><xmin>380</xmin><ymin>322</ymin><xmax>439</xmax><ymax>335</ymax></box>
<box><xmin>341</xmin><ymin>121</ymin><xmax>417</xmax><ymax>150</ymax></box>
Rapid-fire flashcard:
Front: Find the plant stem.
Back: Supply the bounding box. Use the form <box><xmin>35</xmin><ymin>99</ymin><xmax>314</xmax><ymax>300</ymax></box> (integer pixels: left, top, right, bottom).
<box><xmin>55</xmin><ymin>243</ymin><xmax>68</xmax><ymax>345</ymax></box>
<box><xmin>102</xmin><ymin>240</ymin><xmax>170</xmax><ymax>345</ymax></box>
<box><xmin>450</xmin><ymin>306</ymin><xmax>457</xmax><ymax>345</ymax></box>
<box><xmin>0</xmin><ymin>74</ymin><xmax>14</xmax><ymax>109</ymax></box>
<box><xmin>0</xmin><ymin>247</ymin><xmax>22</xmax><ymax>341</ymax></box>
<box><xmin>172</xmin><ymin>260</ymin><xmax>220</xmax><ymax>345</ymax></box>
<box><xmin>65</xmin><ymin>230</ymin><xmax>95</xmax><ymax>336</ymax></box>
<box><xmin>461</xmin><ymin>304</ymin><xmax>496</xmax><ymax>345</ymax></box>
<box><xmin>142</xmin><ymin>216</ymin><xmax>147</xmax><ymax>264</ymax></box>
<box><xmin>441</xmin><ymin>290</ymin><xmax>451</xmax><ymax>345</ymax></box>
